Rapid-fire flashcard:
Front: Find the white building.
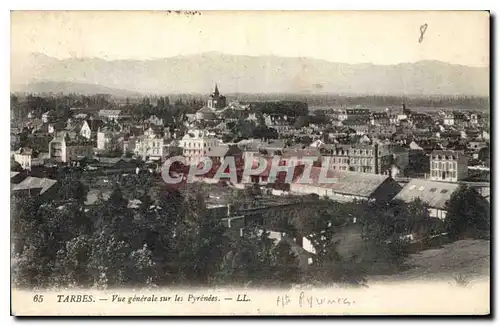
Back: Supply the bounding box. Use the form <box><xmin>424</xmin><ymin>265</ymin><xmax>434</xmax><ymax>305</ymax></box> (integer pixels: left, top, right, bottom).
<box><xmin>394</xmin><ymin>179</ymin><xmax>460</xmax><ymax>220</ymax></box>
<box><xmin>135</xmin><ymin>131</ymin><xmax>165</xmax><ymax>160</ymax></box>
<box><xmin>80</xmin><ymin>120</ymin><xmax>92</xmax><ymax>139</ymax></box>
<box><xmin>429</xmin><ymin>150</ymin><xmax>468</xmax><ymax>182</ymax></box>
<box><xmin>98</xmin><ymin>110</ymin><xmax>122</xmax><ymax>121</ymax></box>
<box><xmin>180</xmin><ymin>129</ymin><xmax>221</xmax><ymax>165</ymax></box>
<box><xmin>13</xmin><ymin>147</ymin><xmax>43</xmax><ymax>170</ymax></box>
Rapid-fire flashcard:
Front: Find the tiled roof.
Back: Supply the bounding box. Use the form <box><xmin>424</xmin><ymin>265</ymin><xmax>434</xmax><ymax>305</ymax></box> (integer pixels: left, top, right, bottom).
<box><xmin>12</xmin><ymin>177</ymin><xmax>58</xmax><ymax>195</ymax></box>
<box><xmin>393</xmin><ymin>179</ymin><xmax>459</xmax><ymax>209</ymax></box>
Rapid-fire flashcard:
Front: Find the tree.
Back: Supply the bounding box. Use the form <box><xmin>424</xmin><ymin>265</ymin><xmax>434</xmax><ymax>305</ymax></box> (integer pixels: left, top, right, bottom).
<box><xmin>444</xmin><ymin>185</ymin><xmax>490</xmax><ymax>240</ymax></box>
<box><xmin>478</xmin><ymin>145</ymin><xmax>490</xmax><ymax>166</ymax></box>
<box><xmin>215</xmin><ymin>226</ymin><xmax>300</xmax><ymax>287</ymax></box>
<box><xmin>103</xmin><ymin>134</ymin><xmax>123</xmax><ymax>157</ymax></box>
<box><xmin>58</xmin><ymin>170</ymin><xmax>89</xmax><ymax>204</ymax></box>
<box><xmin>11</xmin><ymin>157</ymin><xmax>23</xmax><ymax>172</ymax></box>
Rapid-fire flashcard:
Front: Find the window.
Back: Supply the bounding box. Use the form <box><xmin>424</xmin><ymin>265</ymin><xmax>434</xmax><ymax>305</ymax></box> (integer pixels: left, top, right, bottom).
<box><xmin>429</xmin><ymin>188</ymin><xmax>437</xmax><ymax>192</ymax></box>
<box><xmin>440</xmin><ymin>189</ymin><xmax>448</xmax><ymax>194</ymax></box>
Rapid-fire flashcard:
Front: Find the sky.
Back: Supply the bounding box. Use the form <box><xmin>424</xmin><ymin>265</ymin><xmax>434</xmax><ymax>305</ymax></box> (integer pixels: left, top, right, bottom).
<box><xmin>11</xmin><ymin>10</ymin><xmax>489</xmax><ymax>67</ymax></box>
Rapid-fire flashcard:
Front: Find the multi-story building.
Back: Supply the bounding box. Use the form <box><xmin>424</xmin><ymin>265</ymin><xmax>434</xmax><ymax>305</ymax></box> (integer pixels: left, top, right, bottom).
<box><xmin>180</xmin><ymin>129</ymin><xmax>221</xmax><ymax>165</ymax></box>
<box><xmin>134</xmin><ymin>128</ymin><xmax>168</xmax><ymax>161</ymax></box>
<box><xmin>370</xmin><ymin>113</ymin><xmax>390</xmax><ymax>126</ymax></box>
<box><xmin>49</xmin><ymin>133</ymin><xmax>93</xmax><ymax>163</ymax></box>
<box><xmin>469</xmin><ymin>113</ymin><xmax>481</xmax><ymax>126</ymax></box>
<box><xmin>429</xmin><ymin>150</ymin><xmax>468</xmax><ymax>182</ymax></box>
<box><xmin>443</xmin><ymin>112</ymin><xmax>467</xmax><ymax>126</ymax></box>
<box><xmin>319</xmin><ymin>143</ymin><xmax>395</xmax><ymax>175</ymax></box>
<box><xmin>337</xmin><ymin>108</ymin><xmax>371</xmax><ymax>122</ymax></box>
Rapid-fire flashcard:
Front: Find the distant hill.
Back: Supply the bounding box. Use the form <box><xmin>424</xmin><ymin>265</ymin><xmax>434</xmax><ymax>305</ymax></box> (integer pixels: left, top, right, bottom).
<box><xmin>12</xmin><ymin>81</ymin><xmax>143</xmax><ymax>97</ymax></box>
<box><xmin>10</xmin><ymin>52</ymin><xmax>489</xmax><ymax>96</ymax></box>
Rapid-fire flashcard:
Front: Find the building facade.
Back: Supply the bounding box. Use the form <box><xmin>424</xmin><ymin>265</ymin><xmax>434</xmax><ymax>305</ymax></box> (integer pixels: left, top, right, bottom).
<box><xmin>429</xmin><ymin>150</ymin><xmax>468</xmax><ymax>182</ymax></box>
<box><xmin>319</xmin><ymin>143</ymin><xmax>394</xmax><ymax>175</ymax></box>
<box><xmin>49</xmin><ymin>133</ymin><xmax>93</xmax><ymax>163</ymax></box>
<box><xmin>180</xmin><ymin>129</ymin><xmax>221</xmax><ymax>165</ymax></box>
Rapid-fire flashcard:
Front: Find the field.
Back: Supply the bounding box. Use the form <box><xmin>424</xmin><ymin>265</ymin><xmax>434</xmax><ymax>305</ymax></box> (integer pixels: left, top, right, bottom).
<box><xmin>369</xmin><ymin>239</ymin><xmax>490</xmax><ymax>284</ymax></box>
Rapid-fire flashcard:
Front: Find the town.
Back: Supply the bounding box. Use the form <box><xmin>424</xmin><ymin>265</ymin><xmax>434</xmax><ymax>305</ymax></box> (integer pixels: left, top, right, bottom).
<box><xmin>10</xmin><ymin>84</ymin><xmax>490</xmax><ymax>289</ymax></box>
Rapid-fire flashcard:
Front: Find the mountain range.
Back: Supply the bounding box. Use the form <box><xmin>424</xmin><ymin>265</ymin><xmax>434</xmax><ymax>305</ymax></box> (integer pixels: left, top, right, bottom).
<box><xmin>11</xmin><ymin>52</ymin><xmax>489</xmax><ymax>97</ymax></box>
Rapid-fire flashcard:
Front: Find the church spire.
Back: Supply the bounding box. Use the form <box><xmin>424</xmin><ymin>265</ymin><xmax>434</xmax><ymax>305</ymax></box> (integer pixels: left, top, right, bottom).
<box><xmin>214</xmin><ymin>83</ymin><xmax>219</xmax><ymax>96</ymax></box>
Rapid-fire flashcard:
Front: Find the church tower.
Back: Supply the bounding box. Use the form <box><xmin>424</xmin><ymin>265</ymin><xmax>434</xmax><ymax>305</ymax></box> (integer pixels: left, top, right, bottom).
<box><xmin>207</xmin><ymin>83</ymin><xmax>226</xmax><ymax>109</ymax></box>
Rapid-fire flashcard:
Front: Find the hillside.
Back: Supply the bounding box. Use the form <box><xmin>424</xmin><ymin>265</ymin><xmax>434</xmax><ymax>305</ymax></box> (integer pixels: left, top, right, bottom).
<box><xmin>11</xmin><ymin>52</ymin><xmax>489</xmax><ymax>96</ymax></box>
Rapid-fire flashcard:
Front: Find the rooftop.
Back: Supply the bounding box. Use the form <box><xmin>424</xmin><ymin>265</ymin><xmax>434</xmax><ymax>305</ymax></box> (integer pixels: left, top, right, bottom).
<box><xmin>293</xmin><ymin>167</ymin><xmax>391</xmax><ymax>197</ymax></box>
<box><xmin>12</xmin><ymin>177</ymin><xmax>58</xmax><ymax>195</ymax></box>
<box><xmin>393</xmin><ymin>179</ymin><xmax>460</xmax><ymax>209</ymax></box>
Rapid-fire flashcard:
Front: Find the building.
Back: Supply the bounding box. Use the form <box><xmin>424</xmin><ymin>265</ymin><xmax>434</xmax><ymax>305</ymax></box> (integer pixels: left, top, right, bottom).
<box><xmin>13</xmin><ymin>147</ymin><xmax>45</xmax><ymax>170</ymax></box>
<box><xmin>469</xmin><ymin>113</ymin><xmax>481</xmax><ymax>126</ymax></box>
<box><xmin>207</xmin><ymin>84</ymin><xmax>227</xmax><ymax>109</ymax></box>
<box><xmin>11</xmin><ymin>171</ymin><xmax>26</xmax><ymax>184</ymax></box>
<box><xmin>195</xmin><ymin>106</ymin><xmax>218</xmax><ymax>122</ymax></box>
<box><xmin>337</xmin><ymin>108</ymin><xmax>371</xmax><ymax>122</ymax></box>
<box><xmin>148</xmin><ymin>115</ymin><xmax>164</xmax><ymax>126</ymax></box>
<box><xmin>12</xmin><ymin>176</ymin><xmax>59</xmax><ymax>199</ymax></box>
<box><xmin>342</xmin><ymin>118</ymin><xmax>370</xmax><ymax>135</ymax></box>
<box><xmin>134</xmin><ymin>129</ymin><xmax>168</xmax><ymax>161</ymax></box>
<box><xmin>49</xmin><ymin>133</ymin><xmax>94</xmax><ymax>163</ymax></box>
<box><xmin>370</xmin><ymin>113</ymin><xmax>390</xmax><ymax>126</ymax></box>
<box><xmin>429</xmin><ymin>150</ymin><xmax>468</xmax><ymax>182</ymax></box>
<box><xmin>41</xmin><ymin>111</ymin><xmax>57</xmax><ymax>123</ymax></box>
<box><xmin>98</xmin><ymin>110</ymin><xmax>122</xmax><ymax>121</ymax></box>
<box><xmin>206</xmin><ymin>145</ymin><xmax>243</xmax><ymax>165</ymax></box>
<box><xmin>393</xmin><ymin>179</ymin><xmax>460</xmax><ymax>220</ymax></box>
<box><xmin>80</xmin><ymin>119</ymin><xmax>103</xmax><ymax>140</ymax></box>
<box><xmin>97</xmin><ymin>127</ymin><xmax>123</xmax><ymax>151</ymax></box>
<box><xmin>290</xmin><ymin>168</ymin><xmax>402</xmax><ymax>203</ymax></box>
<box><xmin>443</xmin><ymin>112</ymin><xmax>467</xmax><ymax>126</ymax></box>
<box><xmin>180</xmin><ymin>129</ymin><xmax>221</xmax><ymax>165</ymax></box>
<box><xmin>319</xmin><ymin>143</ymin><xmax>394</xmax><ymax>175</ymax></box>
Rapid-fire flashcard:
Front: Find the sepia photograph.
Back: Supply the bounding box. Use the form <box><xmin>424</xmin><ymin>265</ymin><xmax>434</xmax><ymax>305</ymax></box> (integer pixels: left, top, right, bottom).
<box><xmin>9</xmin><ymin>10</ymin><xmax>491</xmax><ymax>316</ymax></box>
